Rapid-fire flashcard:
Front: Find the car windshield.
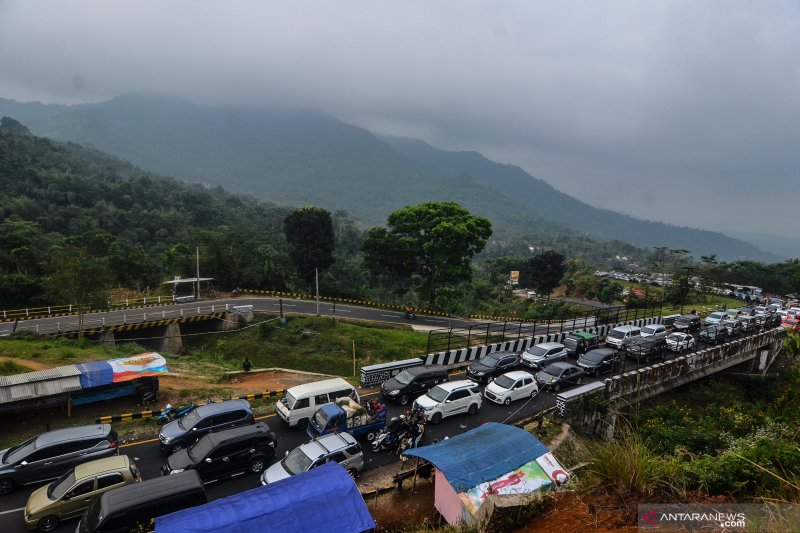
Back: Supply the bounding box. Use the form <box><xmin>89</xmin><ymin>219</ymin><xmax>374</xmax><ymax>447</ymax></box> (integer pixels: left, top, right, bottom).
<box><xmin>537</xmin><ymin>370</ymin><xmax>557</xmax><ymax>381</ymax></box>
<box><xmin>426</xmin><ymin>386</ymin><xmax>449</xmax><ymax>403</ymax></box>
<box><xmin>493</xmin><ymin>375</ymin><xmax>516</xmax><ymax>389</ymax></box>
<box><xmin>280</xmin><ymin>391</ymin><xmax>296</xmax><ymax>408</ymax></box>
<box><xmin>282</xmin><ymin>447</ymin><xmax>313</xmax><ymax>475</ymax></box>
<box><xmin>480</xmin><ymin>356</ymin><xmax>500</xmax><ymax>368</ymax></box>
<box><xmin>313</xmin><ymin>409</ymin><xmax>331</xmax><ymax>429</ymax></box>
<box><xmin>666</xmin><ymin>334</ymin><xmax>683</xmax><ymax>342</ymax></box>
<box><xmin>526</xmin><ymin>346</ymin><xmax>548</xmax><ymax>357</ymax></box>
<box><xmin>393</xmin><ymin>371</ymin><xmax>412</xmax><ymax>385</ymax></box>
<box><xmin>188</xmin><ymin>436</ymin><xmax>215</xmax><ymax>461</ymax></box>
<box><xmin>47</xmin><ymin>469</ymin><xmax>76</xmax><ymax>500</ymax></box>
<box><xmin>709</xmin><ymin>313</ymin><xmax>724</xmax><ymax>320</ymax></box>
<box><xmin>608</xmin><ymin>330</ymin><xmax>625</xmax><ymax>339</ymax></box>
<box><xmin>178</xmin><ymin>409</ymin><xmax>201</xmax><ymax>430</ymax></box>
<box><xmin>4</xmin><ymin>436</ymin><xmax>37</xmax><ymax>464</ymax></box>
<box><xmin>583</xmin><ymin>351</ymin><xmax>608</xmax><ymax>363</ymax></box>
<box><xmin>642</xmin><ymin>327</ymin><xmax>656</xmax><ymax>335</ymax></box>
<box><xmin>563</xmin><ymin>338</ymin><xmax>578</xmax><ymax>348</ymax></box>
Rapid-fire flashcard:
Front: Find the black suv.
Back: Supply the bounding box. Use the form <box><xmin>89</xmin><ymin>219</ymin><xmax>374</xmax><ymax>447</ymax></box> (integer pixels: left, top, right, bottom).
<box><xmin>625</xmin><ymin>335</ymin><xmax>668</xmax><ymax>364</ymax></box>
<box><xmin>673</xmin><ymin>314</ymin><xmax>701</xmax><ymax>332</ymax></box>
<box><xmin>699</xmin><ymin>325</ymin><xmax>729</xmax><ymax>345</ymax></box>
<box><xmin>381</xmin><ymin>365</ymin><xmax>449</xmax><ymax>405</ymax></box>
<box><xmin>159</xmin><ymin>399</ymin><xmax>255</xmax><ymax>454</ymax></box>
<box><xmin>0</xmin><ymin>425</ymin><xmax>117</xmax><ymax>496</ymax></box>
<box><xmin>162</xmin><ymin>423</ymin><xmax>277</xmax><ymax>482</ymax></box>
<box><xmin>576</xmin><ymin>347</ymin><xmax>619</xmax><ymax>376</ymax></box>
<box><xmin>466</xmin><ymin>351</ymin><xmax>520</xmax><ymax>384</ymax></box>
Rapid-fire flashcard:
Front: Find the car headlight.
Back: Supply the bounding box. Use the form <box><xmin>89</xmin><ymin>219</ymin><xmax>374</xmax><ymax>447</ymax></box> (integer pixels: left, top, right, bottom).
<box><xmin>161</xmin><ymin>436</ymin><xmax>173</xmax><ymax>444</ymax></box>
<box><xmin>388</xmin><ymin>390</ymin><xmax>399</xmax><ymax>396</ymax></box>
<box><xmin>473</xmin><ymin>371</ymin><xmax>484</xmax><ymax>376</ymax></box>
<box><xmin>169</xmin><ymin>469</ymin><xmax>184</xmax><ymax>474</ymax></box>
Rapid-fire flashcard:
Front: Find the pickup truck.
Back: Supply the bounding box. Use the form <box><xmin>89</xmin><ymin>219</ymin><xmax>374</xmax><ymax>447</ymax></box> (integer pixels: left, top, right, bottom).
<box><xmin>306</xmin><ymin>403</ymin><xmax>386</xmax><ymax>442</ymax></box>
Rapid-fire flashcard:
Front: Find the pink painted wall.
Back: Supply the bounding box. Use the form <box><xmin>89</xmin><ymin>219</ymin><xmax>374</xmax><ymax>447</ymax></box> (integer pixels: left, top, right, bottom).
<box><xmin>434</xmin><ymin>469</ymin><xmax>465</xmax><ymax>525</ymax></box>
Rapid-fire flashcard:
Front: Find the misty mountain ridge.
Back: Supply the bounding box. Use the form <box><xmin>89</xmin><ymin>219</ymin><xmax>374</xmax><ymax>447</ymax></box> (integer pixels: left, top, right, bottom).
<box><xmin>0</xmin><ymin>93</ymin><xmax>780</xmax><ymax>262</ymax></box>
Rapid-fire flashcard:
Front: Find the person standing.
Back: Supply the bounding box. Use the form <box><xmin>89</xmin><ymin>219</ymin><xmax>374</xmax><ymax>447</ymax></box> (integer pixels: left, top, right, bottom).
<box><xmin>242</xmin><ymin>357</ymin><xmax>252</xmax><ymax>372</ymax></box>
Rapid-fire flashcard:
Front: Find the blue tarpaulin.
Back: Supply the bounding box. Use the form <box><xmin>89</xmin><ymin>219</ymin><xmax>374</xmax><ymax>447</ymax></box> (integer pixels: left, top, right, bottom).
<box><xmin>404</xmin><ymin>422</ymin><xmax>549</xmax><ymax>492</ymax></box>
<box><xmin>75</xmin><ymin>361</ymin><xmax>113</xmax><ymax>389</ymax></box>
<box><xmin>155</xmin><ymin>462</ymin><xmax>376</xmax><ymax>533</ymax></box>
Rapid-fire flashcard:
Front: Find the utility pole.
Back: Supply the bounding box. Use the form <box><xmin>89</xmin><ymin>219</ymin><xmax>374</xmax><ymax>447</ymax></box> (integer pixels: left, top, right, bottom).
<box><xmin>196</xmin><ymin>247</ymin><xmax>201</xmax><ymax>301</ymax></box>
<box><xmin>315</xmin><ymin>267</ymin><xmax>320</xmax><ymax>316</ymax></box>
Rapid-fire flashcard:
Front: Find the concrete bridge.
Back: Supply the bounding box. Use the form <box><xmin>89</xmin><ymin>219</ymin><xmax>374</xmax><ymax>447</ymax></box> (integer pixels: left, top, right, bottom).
<box><xmin>557</xmin><ymin>327</ymin><xmax>787</xmax><ymax>438</ymax></box>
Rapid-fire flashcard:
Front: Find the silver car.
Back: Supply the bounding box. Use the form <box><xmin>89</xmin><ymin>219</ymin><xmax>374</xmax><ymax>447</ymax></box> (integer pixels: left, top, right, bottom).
<box><xmin>261</xmin><ymin>433</ymin><xmax>363</xmax><ymax>484</ymax></box>
<box><xmin>520</xmin><ymin>342</ymin><xmax>567</xmax><ymax>370</ymax></box>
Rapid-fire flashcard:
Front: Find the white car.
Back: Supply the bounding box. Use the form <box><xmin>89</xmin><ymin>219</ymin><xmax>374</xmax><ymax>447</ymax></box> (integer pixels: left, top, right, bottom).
<box><xmin>640</xmin><ymin>324</ymin><xmax>666</xmax><ymax>337</ymax></box>
<box><xmin>704</xmin><ymin>312</ymin><xmax>726</xmax><ymax>326</ymax></box>
<box><xmin>483</xmin><ymin>371</ymin><xmax>538</xmax><ymax>406</ymax></box>
<box><xmin>665</xmin><ymin>332</ymin><xmax>695</xmax><ymax>352</ymax></box>
<box><xmin>413</xmin><ymin>380</ymin><xmax>482</xmax><ymax>425</ymax></box>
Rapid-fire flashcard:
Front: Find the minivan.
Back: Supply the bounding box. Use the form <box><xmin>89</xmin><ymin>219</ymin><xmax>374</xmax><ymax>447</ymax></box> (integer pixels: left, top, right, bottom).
<box><xmin>605</xmin><ymin>325</ymin><xmax>641</xmax><ymax>349</ymax></box>
<box><xmin>77</xmin><ymin>470</ymin><xmax>206</xmax><ymax>533</ymax></box>
<box><xmin>261</xmin><ymin>433</ymin><xmax>364</xmax><ymax>484</ymax></box>
<box><xmin>158</xmin><ymin>400</ymin><xmax>254</xmax><ymax>454</ymax></box>
<box><xmin>380</xmin><ymin>365</ymin><xmax>449</xmax><ymax>405</ymax></box>
<box><xmin>162</xmin><ymin>423</ymin><xmax>278</xmax><ymax>482</ymax></box>
<box><xmin>0</xmin><ymin>425</ymin><xmax>118</xmax><ymax>496</ymax></box>
<box><xmin>24</xmin><ymin>455</ymin><xmax>139</xmax><ymax>532</ymax></box>
<box><xmin>276</xmin><ymin>378</ymin><xmax>359</xmax><ymax>428</ymax></box>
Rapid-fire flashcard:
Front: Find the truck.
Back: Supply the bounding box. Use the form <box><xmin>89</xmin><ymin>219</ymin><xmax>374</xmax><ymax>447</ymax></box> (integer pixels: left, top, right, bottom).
<box><xmin>306</xmin><ymin>403</ymin><xmax>386</xmax><ymax>442</ymax></box>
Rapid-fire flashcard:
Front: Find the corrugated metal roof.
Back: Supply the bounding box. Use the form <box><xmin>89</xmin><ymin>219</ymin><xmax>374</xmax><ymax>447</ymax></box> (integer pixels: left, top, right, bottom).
<box><xmin>0</xmin><ymin>375</ymin><xmax>83</xmax><ymax>404</ymax></box>
<box><xmin>0</xmin><ymin>365</ymin><xmax>83</xmax><ymax>404</ymax></box>
<box><xmin>0</xmin><ymin>365</ymin><xmax>82</xmax><ymax>387</ymax></box>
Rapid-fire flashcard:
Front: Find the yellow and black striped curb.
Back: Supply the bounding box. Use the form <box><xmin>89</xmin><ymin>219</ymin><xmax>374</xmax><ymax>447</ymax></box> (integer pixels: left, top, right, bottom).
<box><xmin>79</xmin><ymin>312</ymin><xmax>227</xmax><ymax>336</ymax></box>
<box><xmin>243</xmin><ymin>289</ymin><xmax>451</xmax><ymax>317</ymax></box>
<box><xmin>1</xmin><ymin>311</ymin><xmax>79</xmax><ymax>323</ymax></box>
<box><xmin>96</xmin><ymin>389</ymin><xmax>287</xmax><ymax>424</ymax></box>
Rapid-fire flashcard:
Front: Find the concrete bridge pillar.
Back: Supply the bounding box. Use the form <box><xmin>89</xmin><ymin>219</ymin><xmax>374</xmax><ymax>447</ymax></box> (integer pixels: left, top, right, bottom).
<box><xmin>159</xmin><ymin>322</ymin><xmax>183</xmax><ymax>354</ymax></box>
<box><xmin>222</xmin><ymin>311</ymin><xmax>253</xmax><ymax>331</ymax></box>
<box><xmin>749</xmin><ymin>335</ymin><xmax>784</xmax><ymax>374</ymax></box>
<box><xmin>99</xmin><ymin>331</ymin><xmax>116</xmax><ymax>349</ymax></box>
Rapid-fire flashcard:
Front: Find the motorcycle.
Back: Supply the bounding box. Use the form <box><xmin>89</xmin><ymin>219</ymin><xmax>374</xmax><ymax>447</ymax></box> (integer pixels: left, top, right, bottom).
<box><xmin>157</xmin><ymin>401</ymin><xmax>196</xmax><ymax>424</ymax></box>
<box><xmin>371</xmin><ymin>416</ymin><xmax>404</xmax><ymax>452</ymax></box>
<box><xmin>404</xmin><ymin>309</ymin><xmax>417</xmax><ymax>319</ymax></box>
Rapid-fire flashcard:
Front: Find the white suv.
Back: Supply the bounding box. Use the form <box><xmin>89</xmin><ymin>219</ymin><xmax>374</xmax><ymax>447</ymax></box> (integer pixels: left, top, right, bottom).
<box><xmin>413</xmin><ymin>380</ymin><xmax>482</xmax><ymax>425</ymax></box>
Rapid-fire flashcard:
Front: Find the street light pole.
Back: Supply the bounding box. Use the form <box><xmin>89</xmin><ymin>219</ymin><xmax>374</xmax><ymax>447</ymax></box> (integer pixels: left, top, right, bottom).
<box><xmin>315</xmin><ymin>267</ymin><xmax>320</xmax><ymax>316</ymax></box>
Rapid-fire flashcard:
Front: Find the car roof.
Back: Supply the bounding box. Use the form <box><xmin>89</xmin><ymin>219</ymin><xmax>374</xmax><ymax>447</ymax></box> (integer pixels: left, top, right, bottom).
<box><xmin>437</xmin><ymin>379</ymin><xmax>477</xmax><ymax>391</ymax></box>
<box><xmin>406</xmin><ymin>365</ymin><xmax>446</xmax><ymax>375</ymax></box>
<box><xmin>613</xmin><ymin>325</ymin><xmax>640</xmax><ymax>332</ymax></box>
<box><xmin>485</xmin><ymin>350</ymin><xmax>516</xmax><ymax>358</ymax></box>
<box><xmin>677</xmin><ymin>314</ymin><xmax>699</xmax><ymax>320</ymax></box>
<box><xmin>585</xmin><ymin>347</ymin><xmax>616</xmax><ymax>356</ymax></box>
<box><xmin>196</xmin><ymin>423</ymin><xmax>270</xmax><ymax>448</ymax></box>
<box><xmin>74</xmin><ymin>455</ymin><xmax>130</xmax><ymax>480</ymax></box>
<box><xmin>501</xmin><ymin>370</ymin><xmax>534</xmax><ymax>380</ymax></box>
<box><xmin>36</xmin><ymin>424</ymin><xmax>111</xmax><ymax>447</ymax></box>
<box><xmin>534</xmin><ymin>342</ymin><xmax>565</xmax><ymax>349</ymax></box>
<box><xmin>285</xmin><ymin>378</ymin><xmax>353</xmax><ymax>397</ymax></box>
<box><xmin>195</xmin><ymin>399</ymin><xmax>251</xmax><ymax>416</ymax></box>
<box><xmin>300</xmin><ymin>432</ymin><xmax>357</xmax><ymax>458</ymax></box>
<box><xmin>569</xmin><ymin>331</ymin><xmax>598</xmax><ymax>340</ymax></box>
<box><xmin>100</xmin><ymin>470</ymin><xmax>202</xmax><ymax>512</ymax></box>
<box><xmin>546</xmin><ymin>362</ymin><xmax>575</xmax><ymax>370</ymax></box>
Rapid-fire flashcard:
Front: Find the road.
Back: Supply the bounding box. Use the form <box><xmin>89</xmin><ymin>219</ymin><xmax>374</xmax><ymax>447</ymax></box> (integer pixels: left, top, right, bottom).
<box><xmin>0</xmin><ymin>297</ymin><xmax>482</xmax><ymax>337</ymax></box>
<box><xmin>0</xmin><ymin>328</ymin><xmax>724</xmax><ymax>533</ymax></box>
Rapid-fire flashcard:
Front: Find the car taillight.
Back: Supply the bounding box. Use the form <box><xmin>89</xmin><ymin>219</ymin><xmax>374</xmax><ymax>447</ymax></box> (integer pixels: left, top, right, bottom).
<box><xmin>108</xmin><ymin>441</ymin><xmax>117</xmax><ymax>448</ymax></box>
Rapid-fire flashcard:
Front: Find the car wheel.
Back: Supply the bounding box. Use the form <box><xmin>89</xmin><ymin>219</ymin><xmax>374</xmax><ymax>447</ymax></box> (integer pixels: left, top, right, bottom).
<box><xmin>399</xmin><ymin>394</ymin><xmax>410</xmax><ymax>406</ymax></box>
<box><xmin>171</xmin><ymin>443</ymin><xmax>185</xmax><ymax>454</ymax></box>
<box><xmin>365</xmin><ymin>431</ymin><xmax>376</xmax><ymax>442</ymax></box>
<box><xmin>249</xmin><ymin>457</ymin><xmax>266</xmax><ymax>474</ymax></box>
<box><xmin>37</xmin><ymin>516</ymin><xmax>59</xmax><ymax>532</ymax></box>
<box><xmin>0</xmin><ymin>478</ymin><xmax>14</xmax><ymax>496</ymax></box>
<box><xmin>487</xmin><ymin>376</ymin><xmax>494</xmax><ymax>384</ymax></box>
<box><xmin>503</xmin><ymin>397</ymin><xmax>511</xmax><ymax>406</ymax></box>
<box><xmin>576</xmin><ymin>377</ymin><xmax>583</xmax><ymax>385</ymax></box>
<box><xmin>430</xmin><ymin>412</ymin><xmax>443</xmax><ymax>425</ymax></box>
<box><xmin>371</xmin><ymin>441</ymin><xmax>381</xmax><ymax>453</ymax></box>
<box><xmin>553</xmin><ymin>383</ymin><xmax>561</xmax><ymax>392</ymax></box>
<box><xmin>297</xmin><ymin>418</ymin><xmax>309</xmax><ymax>429</ymax></box>
<box><xmin>468</xmin><ymin>403</ymin><xmax>478</xmax><ymax>415</ymax></box>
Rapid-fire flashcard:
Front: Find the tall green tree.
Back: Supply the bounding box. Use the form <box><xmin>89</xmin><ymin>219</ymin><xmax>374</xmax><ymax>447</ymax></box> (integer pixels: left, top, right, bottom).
<box><xmin>283</xmin><ymin>206</ymin><xmax>335</xmax><ymax>289</ymax></box>
<box><xmin>520</xmin><ymin>251</ymin><xmax>567</xmax><ymax>297</ymax></box>
<box><xmin>363</xmin><ymin>202</ymin><xmax>492</xmax><ymax>308</ymax></box>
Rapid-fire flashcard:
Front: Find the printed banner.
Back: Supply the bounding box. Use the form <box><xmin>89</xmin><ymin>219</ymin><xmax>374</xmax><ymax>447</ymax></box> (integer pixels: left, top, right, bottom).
<box><xmin>459</xmin><ymin>459</ymin><xmax>551</xmax><ymax>515</ymax></box>
<box><xmin>108</xmin><ymin>352</ymin><xmax>168</xmax><ymax>382</ymax></box>
<box><xmin>535</xmin><ymin>452</ymin><xmax>570</xmax><ymax>485</ymax></box>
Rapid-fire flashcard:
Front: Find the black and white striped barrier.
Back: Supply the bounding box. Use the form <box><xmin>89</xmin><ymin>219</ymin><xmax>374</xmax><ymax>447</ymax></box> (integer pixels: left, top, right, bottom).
<box><xmin>360</xmin><ymin>358</ymin><xmax>425</xmax><ymax>387</ymax></box>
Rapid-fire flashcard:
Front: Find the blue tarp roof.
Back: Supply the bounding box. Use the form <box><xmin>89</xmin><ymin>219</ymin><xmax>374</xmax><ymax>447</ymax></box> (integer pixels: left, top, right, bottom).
<box><xmin>75</xmin><ymin>361</ymin><xmax>113</xmax><ymax>389</ymax></box>
<box><xmin>404</xmin><ymin>422</ymin><xmax>549</xmax><ymax>492</ymax></box>
<box><xmin>155</xmin><ymin>462</ymin><xmax>375</xmax><ymax>533</ymax></box>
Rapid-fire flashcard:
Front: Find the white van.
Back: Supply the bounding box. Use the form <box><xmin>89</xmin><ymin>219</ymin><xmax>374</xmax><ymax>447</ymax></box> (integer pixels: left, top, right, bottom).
<box><xmin>605</xmin><ymin>325</ymin><xmax>641</xmax><ymax>349</ymax></box>
<box><xmin>275</xmin><ymin>378</ymin><xmax>359</xmax><ymax>428</ymax></box>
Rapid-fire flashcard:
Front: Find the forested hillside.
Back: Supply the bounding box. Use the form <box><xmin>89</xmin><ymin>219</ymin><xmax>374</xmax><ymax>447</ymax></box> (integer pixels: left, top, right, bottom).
<box><xmin>0</xmin><ymin>94</ymin><xmax>776</xmax><ymax>261</ymax></box>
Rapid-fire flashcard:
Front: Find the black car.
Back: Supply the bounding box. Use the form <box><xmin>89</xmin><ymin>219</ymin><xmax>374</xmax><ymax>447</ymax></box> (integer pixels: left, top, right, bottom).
<box><xmin>625</xmin><ymin>335</ymin><xmax>668</xmax><ymax>364</ymax></box>
<box><xmin>576</xmin><ymin>348</ymin><xmax>619</xmax><ymax>376</ymax></box>
<box><xmin>162</xmin><ymin>423</ymin><xmax>277</xmax><ymax>483</ymax></box>
<box><xmin>721</xmin><ymin>319</ymin><xmax>743</xmax><ymax>337</ymax></box>
<box><xmin>0</xmin><ymin>424</ymin><xmax>118</xmax><ymax>496</ymax></box>
<box><xmin>158</xmin><ymin>399</ymin><xmax>255</xmax><ymax>454</ymax></box>
<box><xmin>699</xmin><ymin>325</ymin><xmax>729</xmax><ymax>344</ymax></box>
<box><xmin>673</xmin><ymin>314</ymin><xmax>701</xmax><ymax>332</ymax></box>
<box><xmin>534</xmin><ymin>362</ymin><xmax>586</xmax><ymax>392</ymax></box>
<box><xmin>466</xmin><ymin>351</ymin><xmax>520</xmax><ymax>384</ymax></box>
<box><xmin>380</xmin><ymin>365</ymin><xmax>449</xmax><ymax>405</ymax></box>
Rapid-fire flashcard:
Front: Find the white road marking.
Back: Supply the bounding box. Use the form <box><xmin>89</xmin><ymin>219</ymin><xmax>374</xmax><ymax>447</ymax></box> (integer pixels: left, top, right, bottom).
<box><xmin>380</xmin><ymin>314</ymin><xmax>401</xmax><ymax>318</ymax></box>
<box><xmin>330</xmin><ymin>309</ymin><xmax>351</xmax><ymax>313</ymax></box>
<box><xmin>423</xmin><ymin>318</ymin><xmax>446</xmax><ymax>323</ymax></box>
<box><xmin>272</xmin><ymin>303</ymin><xmax>296</xmax><ymax>307</ymax></box>
<box><xmin>0</xmin><ymin>508</ymin><xmax>23</xmax><ymax>516</ymax></box>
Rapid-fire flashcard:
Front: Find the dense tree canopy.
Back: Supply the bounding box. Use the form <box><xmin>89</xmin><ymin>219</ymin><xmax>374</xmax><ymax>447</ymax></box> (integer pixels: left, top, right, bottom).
<box><xmin>363</xmin><ymin>202</ymin><xmax>492</xmax><ymax>308</ymax></box>
<box><xmin>520</xmin><ymin>251</ymin><xmax>567</xmax><ymax>297</ymax></box>
<box><xmin>283</xmin><ymin>206</ymin><xmax>335</xmax><ymax>288</ymax></box>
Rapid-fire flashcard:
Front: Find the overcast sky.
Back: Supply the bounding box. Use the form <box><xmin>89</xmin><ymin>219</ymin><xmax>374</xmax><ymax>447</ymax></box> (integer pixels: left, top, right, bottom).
<box><xmin>1</xmin><ymin>1</ymin><xmax>798</xmax><ymax>238</ymax></box>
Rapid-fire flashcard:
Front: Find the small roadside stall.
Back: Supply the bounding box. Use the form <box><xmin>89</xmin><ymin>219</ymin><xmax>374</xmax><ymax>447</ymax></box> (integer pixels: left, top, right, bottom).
<box><xmin>404</xmin><ymin>422</ymin><xmax>569</xmax><ymax>526</ymax></box>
